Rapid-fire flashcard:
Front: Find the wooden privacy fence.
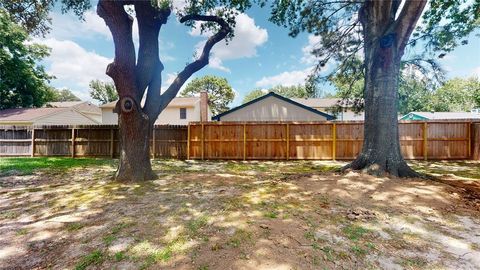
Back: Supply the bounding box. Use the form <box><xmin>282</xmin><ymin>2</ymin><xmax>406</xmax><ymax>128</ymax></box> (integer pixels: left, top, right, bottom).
<box><xmin>0</xmin><ymin>125</ymin><xmax>187</xmax><ymax>158</ymax></box>
<box><xmin>1</xmin><ymin>121</ymin><xmax>479</xmax><ymax>160</ymax></box>
<box><xmin>188</xmin><ymin>121</ymin><xmax>479</xmax><ymax>160</ymax></box>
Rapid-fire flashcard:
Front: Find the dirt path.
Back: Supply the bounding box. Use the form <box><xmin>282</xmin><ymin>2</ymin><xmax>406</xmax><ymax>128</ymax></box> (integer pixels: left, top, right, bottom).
<box><xmin>0</xmin><ymin>160</ymin><xmax>479</xmax><ymax>269</ymax></box>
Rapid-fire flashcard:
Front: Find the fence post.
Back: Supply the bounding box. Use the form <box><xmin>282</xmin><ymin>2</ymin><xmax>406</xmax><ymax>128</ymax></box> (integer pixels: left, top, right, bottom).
<box><xmin>201</xmin><ymin>123</ymin><xmax>205</xmax><ymax>160</ymax></box>
<box><xmin>110</xmin><ymin>128</ymin><xmax>114</xmax><ymax>158</ymax></box>
<box><xmin>286</xmin><ymin>123</ymin><xmax>290</xmax><ymax>160</ymax></box>
<box><xmin>468</xmin><ymin>122</ymin><xmax>471</xmax><ymax>158</ymax></box>
<box><xmin>152</xmin><ymin>128</ymin><xmax>156</xmax><ymax>159</ymax></box>
<box><xmin>71</xmin><ymin>127</ymin><xmax>76</xmax><ymax>158</ymax></box>
<box><xmin>31</xmin><ymin>128</ymin><xmax>35</xmax><ymax>157</ymax></box>
<box><xmin>332</xmin><ymin>123</ymin><xmax>336</xmax><ymax>160</ymax></box>
<box><xmin>243</xmin><ymin>123</ymin><xmax>247</xmax><ymax>160</ymax></box>
<box><xmin>187</xmin><ymin>124</ymin><xmax>190</xmax><ymax>160</ymax></box>
<box><xmin>423</xmin><ymin>122</ymin><xmax>428</xmax><ymax>160</ymax></box>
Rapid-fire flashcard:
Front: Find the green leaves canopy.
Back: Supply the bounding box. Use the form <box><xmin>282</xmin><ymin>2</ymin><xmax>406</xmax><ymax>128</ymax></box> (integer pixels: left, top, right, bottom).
<box><xmin>181</xmin><ymin>76</ymin><xmax>235</xmax><ymax>115</ymax></box>
<box><xmin>89</xmin><ymin>80</ymin><xmax>118</xmax><ymax>105</ymax></box>
<box><xmin>0</xmin><ymin>10</ymin><xmax>53</xmax><ymax>110</ymax></box>
<box><xmin>47</xmin><ymin>88</ymin><xmax>81</xmax><ymax>102</ymax></box>
<box><xmin>269</xmin><ymin>0</ymin><xmax>479</xmax><ymax>87</ymax></box>
<box><xmin>430</xmin><ymin>77</ymin><xmax>480</xmax><ymax>112</ymax></box>
<box><xmin>242</xmin><ymin>84</ymin><xmax>315</xmax><ymax>104</ymax></box>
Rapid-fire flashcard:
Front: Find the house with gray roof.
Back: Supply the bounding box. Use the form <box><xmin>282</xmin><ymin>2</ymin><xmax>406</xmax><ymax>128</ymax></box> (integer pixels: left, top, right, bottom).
<box><xmin>400</xmin><ymin>111</ymin><xmax>480</xmax><ymax>121</ymax></box>
<box><xmin>212</xmin><ymin>92</ymin><xmax>335</xmax><ymax>121</ymax></box>
<box><xmin>0</xmin><ymin>107</ymin><xmax>100</xmax><ymax>126</ymax></box>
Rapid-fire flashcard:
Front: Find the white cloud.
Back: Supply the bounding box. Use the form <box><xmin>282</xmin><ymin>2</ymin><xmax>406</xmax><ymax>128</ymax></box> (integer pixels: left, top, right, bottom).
<box><xmin>36</xmin><ymin>38</ymin><xmax>112</xmax><ymax>100</ymax></box>
<box><xmin>472</xmin><ymin>66</ymin><xmax>480</xmax><ymax>77</ymax></box>
<box><xmin>160</xmin><ymin>72</ymin><xmax>191</xmax><ymax>95</ymax></box>
<box><xmin>301</xmin><ymin>35</ymin><xmax>321</xmax><ymax>65</ymax></box>
<box><xmin>190</xmin><ymin>13</ymin><xmax>268</xmax><ymax>71</ymax></box>
<box><xmin>208</xmin><ymin>57</ymin><xmax>231</xmax><ymax>73</ymax></box>
<box><xmin>48</xmin><ymin>10</ymin><xmax>111</xmax><ymax>40</ymax></box>
<box><xmin>255</xmin><ymin>68</ymin><xmax>313</xmax><ymax>88</ymax></box>
<box><xmin>172</xmin><ymin>0</ymin><xmax>188</xmax><ymax>10</ymax></box>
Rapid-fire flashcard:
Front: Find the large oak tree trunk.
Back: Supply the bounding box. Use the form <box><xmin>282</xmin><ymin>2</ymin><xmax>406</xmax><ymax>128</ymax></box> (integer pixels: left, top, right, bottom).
<box><xmin>345</xmin><ymin>40</ymin><xmax>418</xmax><ymax>177</ymax></box>
<box><xmin>116</xmin><ymin>102</ymin><xmax>156</xmax><ymax>181</ymax></box>
<box><xmin>344</xmin><ymin>0</ymin><xmax>426</xmax><ymax>177</ymax></box>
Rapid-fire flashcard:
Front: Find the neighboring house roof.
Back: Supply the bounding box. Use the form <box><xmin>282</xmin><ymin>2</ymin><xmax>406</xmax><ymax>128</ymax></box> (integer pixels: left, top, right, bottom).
<box><xmin>400</xmin><ymin>112</ymin><xmax>480</xmax><ymax>120</ymax></box>
<box><xmin>292</xmin><ymin>98</ymin><xmax>359</xmax><ymax>109</ymax></box>
<box><xmin>0</xmin><ymin>107</ymin><xmax>101</xmax><ymax>124</ymax></box>
<box><xmin>291</xmin><ymin>98</ymin><xmax>341</xmax><ymax>108</ymax></box>
<box><xmin>46</xmin><ymin>101</ymin><xmax>85</xmax><ymax>107</ymax></box>
<box><xmin>46</xmin><ymin>101</ymin><xmax>102</xmax><ymax>115</ymax></box>
<box><xmin>0</xmin><ymin>108</ymin><xmax>67</xmax><ymax>122</ymax></box>
<box><xmin>100</xmin><ymin>97</ymin><xmax>200</xmax><ymax>109</ymax></box>
<box><xmin>212</xmin><ymin>92</ymin><xmax>335</xmax><ymax>121</ymax></box>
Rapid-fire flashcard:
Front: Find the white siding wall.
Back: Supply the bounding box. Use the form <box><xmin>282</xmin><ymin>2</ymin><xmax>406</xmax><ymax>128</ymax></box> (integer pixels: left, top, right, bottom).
<box><xmin>35</xmin><ymin>109</ymin><xmax>99</xmax><ymax>125</ymax></box>
<box><xmin>155</xmin><ymin>107</ymin><xmax>199</xmax><ymax>125</ymax></box>
<box><xmin>219</xmin><ymin>96</ymin><xmax>328</xmax><ymax>122</ymax></box>
<box><xmin>102</xmin><ymin>110</ymin><xmax>118</xmax><ymax>124</ymax></box>
<box><xmin>101</xmin><ymin>104</ymin><xmax>202</xmax><ymax>125</ymax></box>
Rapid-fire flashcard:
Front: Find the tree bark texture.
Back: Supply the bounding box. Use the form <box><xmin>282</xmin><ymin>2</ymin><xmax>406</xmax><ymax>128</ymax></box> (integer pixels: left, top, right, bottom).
<box><xmin>97</xmin><ymin>0</ymin><xmax>231</xmax><ymax>181</ymax></box>
<box><xmin>344</xmin><ymin>0</ymin><xmax>427</xmax><ymax>177</ymax></box>
<box><xmin>116</xmin><ymin>99</ymin><xmax>156</xmax><ymax>181</ymax></box>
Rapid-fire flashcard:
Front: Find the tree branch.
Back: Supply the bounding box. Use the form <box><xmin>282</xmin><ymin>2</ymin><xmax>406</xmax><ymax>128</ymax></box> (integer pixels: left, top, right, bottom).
<box><xmin>135</xmin><ymin>3</ymin><xmax>170</xmax><ymax>104</ymax></box>
<box><xmin>394</xmin><ymin>0</ymin><xmax>427</xmax><ymax>53</ymax></box>
<box><xmin>97</xmin><ymin>0</ymin><xmax>136</xmax><ymax>98</ymax></box>
<box><xmin>155</xmin><ymin>14</ymin><xmax>232</xmax><ymax>113</ymax></box>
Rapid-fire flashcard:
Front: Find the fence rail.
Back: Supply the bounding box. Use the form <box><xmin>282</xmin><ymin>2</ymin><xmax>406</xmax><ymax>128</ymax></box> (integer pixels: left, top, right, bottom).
<box><xmin>187</xmin><ymin>121</ymin><xmax>479</xmax><ymax>160</ymax></box>
<box><xmin>0</xmin><ymin>125</ymin><xmax>187</xmax><ymax>158</ymax></box>
<box><xmin>1</xmin><ymin>121</ymin><xmax>479</xmax><ymax>160</ymax></box>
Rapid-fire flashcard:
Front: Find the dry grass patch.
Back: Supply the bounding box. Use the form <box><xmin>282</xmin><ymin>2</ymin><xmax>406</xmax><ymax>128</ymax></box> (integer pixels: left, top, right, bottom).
<box><xmin>0</xmin><ymin>159</ymin><xmax>479</xmax><ymax>269</ymax></box>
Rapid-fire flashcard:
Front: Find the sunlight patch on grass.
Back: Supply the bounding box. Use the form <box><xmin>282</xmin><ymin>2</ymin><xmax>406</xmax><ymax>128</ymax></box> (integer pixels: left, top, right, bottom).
<box><xmin>0</xmin><ymin>157</ymin><xmax>113</xmax><ymax>176</ymax></box>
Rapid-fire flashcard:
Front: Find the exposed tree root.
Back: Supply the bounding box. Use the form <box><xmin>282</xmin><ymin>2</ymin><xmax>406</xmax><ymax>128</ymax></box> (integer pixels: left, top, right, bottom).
<box><xmin>341</xmin><ymin>153</ymin><xmax>427</xmax><ymax>179</ymax></box>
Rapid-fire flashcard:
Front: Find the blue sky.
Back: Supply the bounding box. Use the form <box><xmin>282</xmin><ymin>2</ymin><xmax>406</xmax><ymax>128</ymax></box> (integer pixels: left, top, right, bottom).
<box><xmin>37</xmin><ymin>4</ymin><xmax>480</xmax><ymax>106</ymax></box>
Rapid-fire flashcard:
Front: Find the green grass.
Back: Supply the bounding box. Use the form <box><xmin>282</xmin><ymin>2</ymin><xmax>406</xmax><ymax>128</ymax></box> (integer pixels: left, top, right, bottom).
<box><xmin>103</xmin><ymin>235</ymin><xmax>117</xmax><ymax>245</ymax></box>
<box><xmin>409</xmin><ymin>161</ymin><xmax>480</xmax><ymax>180</ymax></box>
<box><xmin>75</xmin><ymin>250</ymin><xmax>104</xmax><ymax>270</ymax></box>
<box><xmin>228</xmin><ymin>229</ymin><xmax>253</xmax><ymax>248</ymax></box>
<box><xmin>342</xmin><ymin>225</ymin><xmax>369</xmax><ymax>241</ymax></box>
<box><xmin>186</xmin><ymin>215</ymin><xmax>209</xmax><ymax>237</ymax></box>
<box><xmin>16</xmin><ymin>228</ymin><xmax>28</xmax><ymax>236</ymax></box>
<box><xmin>263</xmin><ymin>211</ymin><xmax>278</xmax><ymax>219</ymax></box>
<box><xmin>114</xmin><ymin>251</ymin><xmax>127</xmax><ymax>261</ymax></box>
<box><xmin>350</xmin><ymin>245</ymin><xmax>368</xmax><ymax>256</ymax></box>
<box><xmin>65</xmin><ymin>222</ymin><xmax>84</xmax><ymax>232</ymax></box>
<box><xmin>0</xmin><ymin>157</ymin><xmax>112</xmax><ymax>175</ymax></box>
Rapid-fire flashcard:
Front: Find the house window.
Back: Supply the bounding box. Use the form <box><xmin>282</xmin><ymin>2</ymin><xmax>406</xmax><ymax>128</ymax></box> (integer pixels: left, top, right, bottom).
<box><xmin>180</xmin><ymin>108</ymin><xmax>187</xmax><ymax>119</ymax></box>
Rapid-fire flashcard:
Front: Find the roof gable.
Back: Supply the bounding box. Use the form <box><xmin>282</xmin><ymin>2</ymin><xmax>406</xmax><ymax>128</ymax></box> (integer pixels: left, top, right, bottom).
<box><xmin>212</xmin><ymin>92</ymin><xmax>335</xmax><ymax>121</ymax></box>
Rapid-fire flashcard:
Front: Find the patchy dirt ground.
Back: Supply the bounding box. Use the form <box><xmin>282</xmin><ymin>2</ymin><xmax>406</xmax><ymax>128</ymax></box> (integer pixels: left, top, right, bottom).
<box><xmin>0</xmin><ymin>159</ymin><xmax>479</xmax><ymax>270</ymax></box>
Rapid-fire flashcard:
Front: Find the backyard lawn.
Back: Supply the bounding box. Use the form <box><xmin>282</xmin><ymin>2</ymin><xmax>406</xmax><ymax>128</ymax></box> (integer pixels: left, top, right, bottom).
<box><xmin>0</xmin><ymin>158</ymin><xmax>479</xmax><ymax>269</ymax></box>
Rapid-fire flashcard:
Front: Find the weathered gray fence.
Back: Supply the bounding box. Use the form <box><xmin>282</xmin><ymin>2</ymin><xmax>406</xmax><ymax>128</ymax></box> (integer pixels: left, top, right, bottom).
<box><xmin>0</xmin><ymin>125</ymin><xmax>187</xmax><ymax>158</ymax></box>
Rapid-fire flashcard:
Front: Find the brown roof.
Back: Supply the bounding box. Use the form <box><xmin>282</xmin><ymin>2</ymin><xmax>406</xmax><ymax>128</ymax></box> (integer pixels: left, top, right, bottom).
<box><xmin>46</xmin><ymin>101</ymin><xmax>84</xmax><ymax>108</ymax></box>
<box><xmin>46</xmin><ymin>101</ymin><xmax>101</xmax><ymax>115</ymax></box>
<box><xmin>0</xmin><ymin>108</ymin><xmax>67</xmax><ymax>122</ymax></box>
<box><xmin>100</xmin><ymin>97</ymin><xmax>200</xmax><ymax>108</ymax></box>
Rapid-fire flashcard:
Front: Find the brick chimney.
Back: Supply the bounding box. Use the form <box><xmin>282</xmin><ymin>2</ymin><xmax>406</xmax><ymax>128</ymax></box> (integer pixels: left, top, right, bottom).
<box><xmin>200</xmin><ymin>91</ymin><xmax>208</xmax><ymax>122</ymax></box>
